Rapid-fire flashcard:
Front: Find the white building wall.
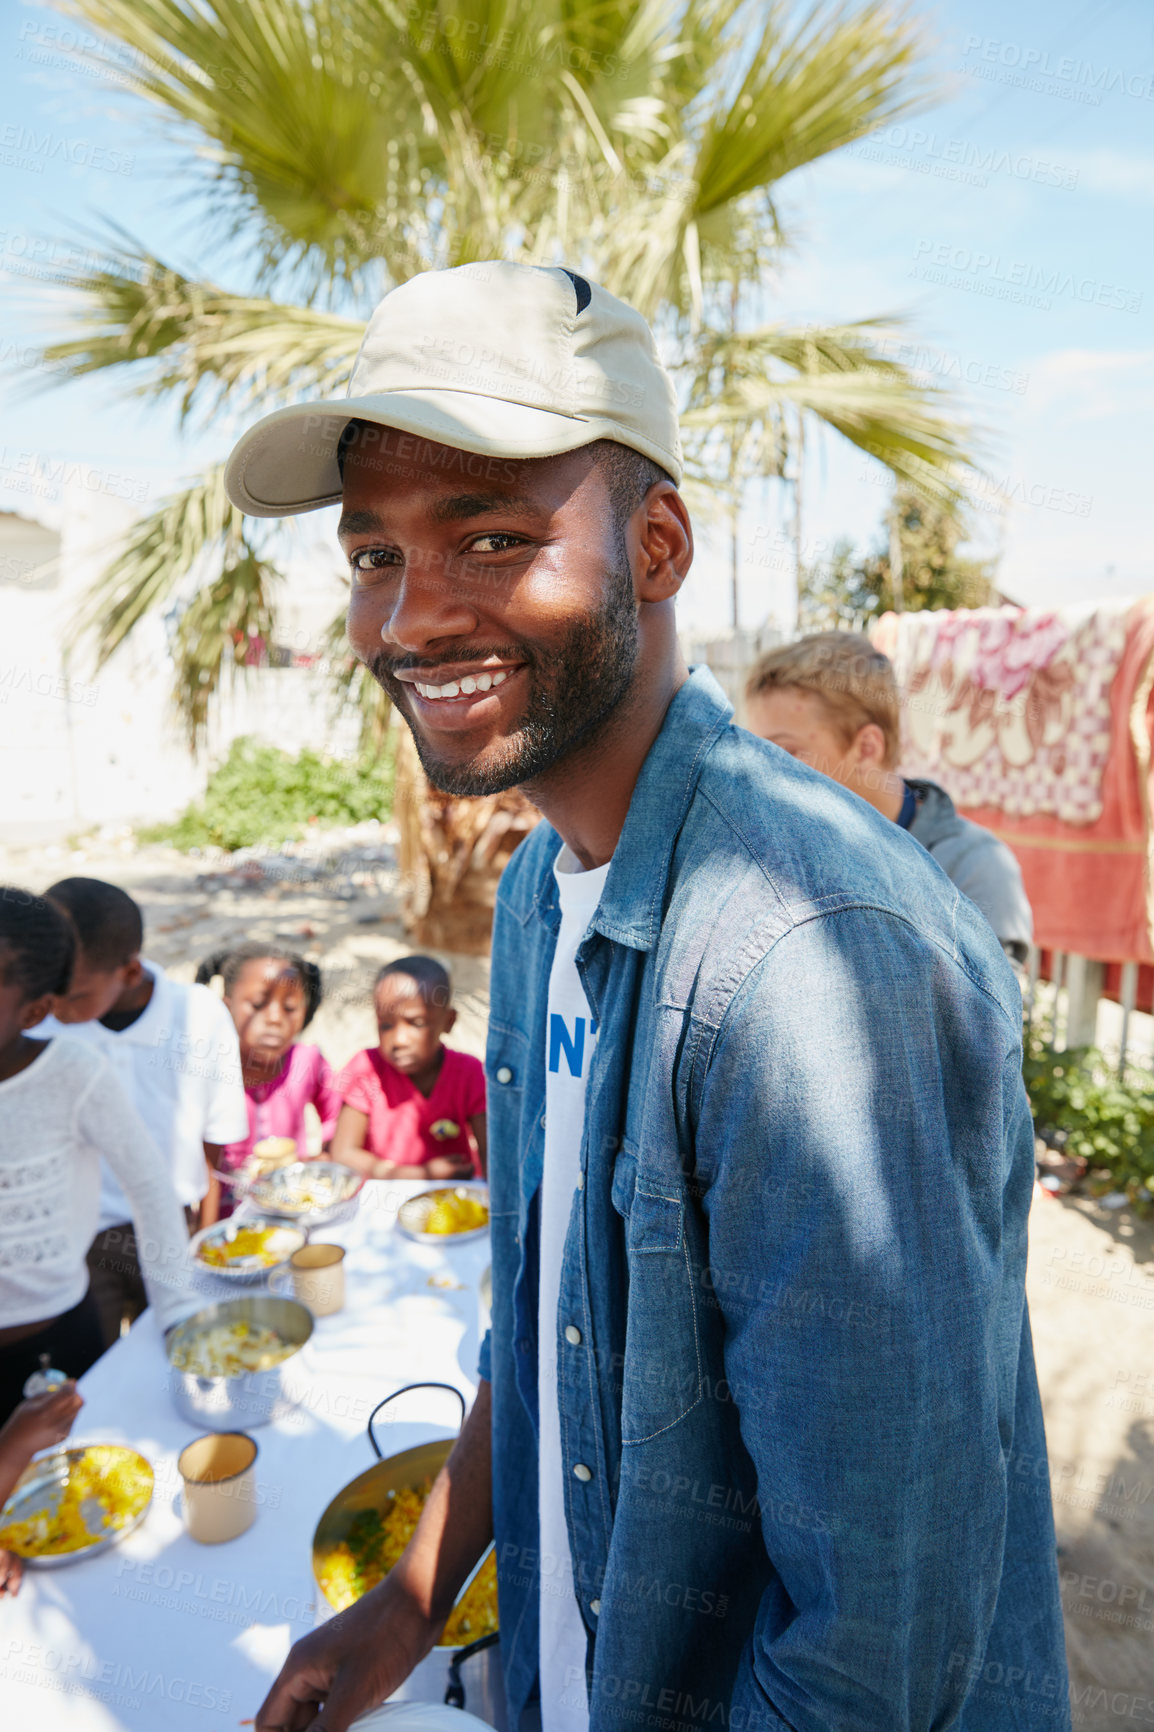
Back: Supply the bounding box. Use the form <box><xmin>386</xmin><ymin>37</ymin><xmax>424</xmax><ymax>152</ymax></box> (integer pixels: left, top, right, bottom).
<box><xmin>0</xmin><ymin>493</ymin><xmax>358</xmax><ymax>844</ymax></box>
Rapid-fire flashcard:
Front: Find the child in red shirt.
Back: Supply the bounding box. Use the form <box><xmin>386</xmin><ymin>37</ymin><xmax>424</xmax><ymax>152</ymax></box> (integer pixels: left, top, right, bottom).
<box><xmin>330</xmin><ymin>956</ymin><xmax>486</xmax><ymax>1180</ymax></box>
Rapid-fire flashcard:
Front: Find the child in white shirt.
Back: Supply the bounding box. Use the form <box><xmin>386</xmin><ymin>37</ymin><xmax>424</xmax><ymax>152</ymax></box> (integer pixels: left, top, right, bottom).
<box><xmin>0</xmin><ymin>889</ymin><xmax>192</xmax><ymax>1420</ymax></box>
<box><xmin>43</xmin><ymin>878</ymin><xmax>248</xmax><ymax>1348</ymax></box>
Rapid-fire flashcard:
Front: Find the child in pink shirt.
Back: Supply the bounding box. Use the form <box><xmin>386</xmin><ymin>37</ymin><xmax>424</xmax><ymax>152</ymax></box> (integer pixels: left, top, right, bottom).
<box><xmin>195</xmin><ymin>944</ymin><xmax>342</xmax><ymax>1208</ymax></box>
<box><xmin>331</xmin><ymin>956</ymin><xmax>486</xmax><ymax>1180</ymax></box>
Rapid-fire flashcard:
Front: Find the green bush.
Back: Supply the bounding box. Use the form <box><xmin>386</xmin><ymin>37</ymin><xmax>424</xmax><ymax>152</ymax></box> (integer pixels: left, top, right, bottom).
<box><xmin>140</xmin><ymin>736</ymin><xmax>394</xmax><ymax>852</ymax></box>
<box><xmin>1023</xmin><ymin>1021</ymin><xmax>1154</xmax><ymax>1195</ymax></box>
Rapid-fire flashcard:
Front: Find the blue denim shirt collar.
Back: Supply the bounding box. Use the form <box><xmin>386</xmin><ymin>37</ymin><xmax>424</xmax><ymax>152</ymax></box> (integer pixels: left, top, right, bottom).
<box><xmin>522</xmin><ymin>665</ymin><xmax>734</xmax><ymax>948</ymax></box>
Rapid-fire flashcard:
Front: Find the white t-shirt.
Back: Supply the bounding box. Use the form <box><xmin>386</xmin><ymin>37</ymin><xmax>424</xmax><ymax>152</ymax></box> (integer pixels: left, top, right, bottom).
<box><xmin>0</xmin><ymin>1036</ymin><xmax>193</xmax><ymax>1331</ymax></box>
<box><xmin>38</xmin><ymin>961</ymin><xmax>247</xmax><ymax>1227</ymax></box>
<box><xmin>538</xmin><ymin>846</ymin><xmax>611</xmax><ymax>1732</ymax></box>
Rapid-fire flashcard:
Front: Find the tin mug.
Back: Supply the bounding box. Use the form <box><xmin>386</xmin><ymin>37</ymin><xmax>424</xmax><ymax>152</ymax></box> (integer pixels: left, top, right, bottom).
<box><xmin>178</xmin><ymin>1431</ymin><xmax>259</xmax><ymax>1543</ymax></box>
<box><xmin>289</xmin><ymin>1243</ymin><xmax>346</xmax><ymax>1317</ymax></box>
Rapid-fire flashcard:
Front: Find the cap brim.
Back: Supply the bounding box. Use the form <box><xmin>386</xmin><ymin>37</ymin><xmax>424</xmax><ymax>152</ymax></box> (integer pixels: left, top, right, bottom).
<box><xmin>224</xmin><ymin>388</ymin><xmax>681</xmax><ymax>517</ymax></box>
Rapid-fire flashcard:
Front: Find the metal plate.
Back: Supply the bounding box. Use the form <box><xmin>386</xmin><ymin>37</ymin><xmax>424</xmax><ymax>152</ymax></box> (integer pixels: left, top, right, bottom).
<box><xmin>311</xmin><ymin>1441</ymin><xmax>497</xmax><ymax>1649</ymax></box>
<box><xmin>396</xmin><ymin>1186</ymin><xmax>490</xmax><ymax>1245</ymax></box>
<box><xmin>188</xmin><ymin>1217</ymin><xmax>306</xmax><ymax>1282</ymax></box>
<box><xmin>247</xmin><ymin>1161</ymin><xmax>364</xmax><ymax>1223</ymax></box>
<box><xmin>0</xmin><ymin>1444</ymin><xmax>153</xmax><ymax>1568</ymax></box>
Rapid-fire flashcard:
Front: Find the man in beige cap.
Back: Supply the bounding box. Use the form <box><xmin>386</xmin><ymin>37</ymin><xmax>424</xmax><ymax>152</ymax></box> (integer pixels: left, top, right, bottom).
<box><xmin>244</xmin><ymin>263</ymin><xmax>1066</xmax><ymax>1732</ymax></box>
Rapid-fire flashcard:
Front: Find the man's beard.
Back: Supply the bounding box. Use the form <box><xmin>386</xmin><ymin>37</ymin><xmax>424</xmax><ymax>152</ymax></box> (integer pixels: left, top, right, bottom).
<box><xmin>367</xmin><ymin>565</ymin><xmax>640</xmax><ymax>797</ymax></box>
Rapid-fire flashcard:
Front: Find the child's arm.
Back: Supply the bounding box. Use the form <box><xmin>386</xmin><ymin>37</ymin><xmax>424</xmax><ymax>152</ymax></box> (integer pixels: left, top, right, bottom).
<box><xmin>84</xmin><ymin>1065</ymin><xmax>196</xmax><ymax>1331</ymax></box>
<box><xmin>397</xmin><ymin>1156</ymin><xmax>472</xmax><ymax>1179</ymax></box>
<box><xmin>314</xmin><ymin>1054</ymin><xmax>344</xmax><ymax>1156</ymax></box>
<box><xmin>329</xmin><ymin>1104</ymin><xmax>399</xmax><ymax>1179</ymax></box>
<box><xmin>197</xmin><ymin>1145</ymin><xmax>223</xmax><ymax>1228</ymax></box>
<box><xmin>0</xmin><ymin>1385</ymin><xmax>84</xmax><ymax>1510</ymax></box>
<box><xmin>0</xmin><ymin>1384</ymin><xmax>84</xmax><ymax>1600</ymax></box>
<box><xmin>468</xmin><ymin>1112</ymin><xmax>487</xmax><ymax>1180</ymax></box>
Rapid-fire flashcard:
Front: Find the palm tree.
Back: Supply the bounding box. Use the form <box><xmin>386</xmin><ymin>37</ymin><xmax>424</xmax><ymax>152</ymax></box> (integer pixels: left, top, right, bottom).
<box><xmin>34</xmin><ymin>0</ymin><xmax>979</xmax><ymax>944</ymax></box>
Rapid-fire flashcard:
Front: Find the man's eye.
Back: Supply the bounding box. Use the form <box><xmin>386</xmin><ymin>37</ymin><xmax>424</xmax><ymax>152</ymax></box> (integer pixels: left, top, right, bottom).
<box><xmin>349</xmin><ymin>547</ymin><xmax>400</xmax><ymax>580</ymax></box>
<box><xmin>467</xmin><ymin>532</ymin><xmax>526</xmax><ymax>555</ymax></box>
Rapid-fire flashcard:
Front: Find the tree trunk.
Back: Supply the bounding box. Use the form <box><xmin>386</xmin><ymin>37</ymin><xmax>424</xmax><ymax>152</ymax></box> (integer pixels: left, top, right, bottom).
<box><xmin>393</xmin><ymin>723</ymin><xmax>540</xmax><ymax>955</ymax></box>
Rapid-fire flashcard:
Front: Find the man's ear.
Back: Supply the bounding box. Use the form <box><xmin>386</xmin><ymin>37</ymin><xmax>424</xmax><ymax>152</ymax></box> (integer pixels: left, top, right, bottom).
<box><xmin>20</xmin><ymin>993</ymin><xmax>55</xmax><ymax>1032</ymax></box>
<box><xmin>442</xmin><ymin>1006</ymin><xmax>458</xmax><ymax>1034</ymax></box>
<box><xmin>634</xmin><ymin>483</ymin><xmax>693</xmax><ymax>603</ymax></box>
<box><xmin>122</xmin><ymin>955</ymin><xmax>146</xmax><ymax>990</ymax></box>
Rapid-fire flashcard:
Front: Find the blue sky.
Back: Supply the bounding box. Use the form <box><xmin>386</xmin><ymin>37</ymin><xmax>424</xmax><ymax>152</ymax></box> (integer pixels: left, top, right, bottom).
<box><xmin>1</xmin><ymin>0</ymin><xmax>1150</xmax><ymax>636</ymax></box>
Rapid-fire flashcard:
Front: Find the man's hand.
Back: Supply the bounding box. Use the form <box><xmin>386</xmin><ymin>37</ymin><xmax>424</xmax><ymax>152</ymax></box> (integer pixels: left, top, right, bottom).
<box><xmin>0</xmin><ymin>1548</ymin><xmax>24</xmax><ymax>1598</ymax></box>
<box><xmin>255</xmin><ymin>1575</ymin><xmax>444</xmax><ymax>1731</ymax></box>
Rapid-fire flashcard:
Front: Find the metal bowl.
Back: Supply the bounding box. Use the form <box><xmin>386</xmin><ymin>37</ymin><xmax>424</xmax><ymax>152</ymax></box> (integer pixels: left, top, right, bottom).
<box><xmin>166</xmin><ymin>1295</ymin><xmax>313</xmax><ymax>1430</ymax></box>
<box><xmin>397</xmin><ymin>1186</ymin><xmax>490</xmax><ymax>1245</ymax></box>
<box><xmin>312</xmin><ymin>1385</ymin><xmax>498</xmax><ymax>1654</ymax></box>
<box><xmin>247</xmin><ymin>1161</ymin><xmax>364</xmax><ymax>1224</ymax></box>
<box><xmin>312</xmin><ymin>1441</ymin><xmax>497</xmax><ymax>1649</ymax></box>
<box><xmin>0</xmin><ymin>1444</ymin><xmax>153</xmax><ymax>1568</ymax></box>
<box><xmin>188</xmin><ymin>1217</ymin><xmax>306</xmax><ymax>1283</ymax></box>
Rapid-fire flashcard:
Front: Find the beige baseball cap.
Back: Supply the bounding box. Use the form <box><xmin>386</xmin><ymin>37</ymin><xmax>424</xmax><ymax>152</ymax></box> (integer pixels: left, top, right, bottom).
<box><xmin>224</xmin><ymin>260</ymin><xmax>683</xmax><ymax>517</ymax></box>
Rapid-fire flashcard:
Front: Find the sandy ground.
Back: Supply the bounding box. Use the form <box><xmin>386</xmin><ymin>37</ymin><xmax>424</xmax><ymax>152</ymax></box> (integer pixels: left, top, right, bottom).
<box><xmin>4</xmin><ymin>830</ymin><xmax>1152</xmax><ymax>1719</ymax></box>
<box><xmin>1028</xmin><ymin>1194</ymin><xmax>1154</xmax><ymax>1727</ymax></box>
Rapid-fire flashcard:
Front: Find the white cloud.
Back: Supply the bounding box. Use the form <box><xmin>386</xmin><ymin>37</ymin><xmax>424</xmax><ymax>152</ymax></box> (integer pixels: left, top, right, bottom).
<box><xmin>1067</xmin><ymin>149</ymin><xmax>1154</xmax><ymax>204</ymax></box>
<box><xmin>1024</xmin><ymin>347</ymin><xmax>1154</xmax><ymax>418</ymax></box>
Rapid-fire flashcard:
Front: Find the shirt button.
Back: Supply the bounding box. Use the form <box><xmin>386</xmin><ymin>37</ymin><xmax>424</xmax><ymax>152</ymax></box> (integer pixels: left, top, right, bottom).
<box><xmin>572</xmin><ymin>1462</ymin><xmax>593</xmax><ymax>1483</ymax></box>
<box><xmin>496</xmin><ymin>1066</ymin><xmax>513</xmax><ymax>1085</ymax></box>
<box><xmin>564</xmin><ymin>1325</ymin><xmax>582</xmax><ymax>1346</ymax></box>
<box><xmin>576</xmin><ymin>1171</ymin><xmax>585</xmax><ymax>1190</ymax></box>
<box><xmin>540</xmin><ymin>1114</ymin><xmax>547</xmax><ymax>1131</ymax></box>
<box><xmin>589</xmin><ymin>1599</ymin><xmax>601</xmax><ymax>1615</ymax></box>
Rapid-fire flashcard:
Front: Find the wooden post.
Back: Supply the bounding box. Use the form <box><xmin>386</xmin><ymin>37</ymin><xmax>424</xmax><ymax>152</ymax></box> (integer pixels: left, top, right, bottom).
<box><xmin>1051</xmin><ymin>951</ymin><xmax>1064</xmax><ymax>1048</ymax></box>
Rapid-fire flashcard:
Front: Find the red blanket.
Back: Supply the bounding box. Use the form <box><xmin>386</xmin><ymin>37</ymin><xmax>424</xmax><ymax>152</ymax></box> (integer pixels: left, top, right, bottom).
<box><xmin>872</xmin><ymin>599</ymin><xmax>1154</xmax><ymax>963</ymax></box>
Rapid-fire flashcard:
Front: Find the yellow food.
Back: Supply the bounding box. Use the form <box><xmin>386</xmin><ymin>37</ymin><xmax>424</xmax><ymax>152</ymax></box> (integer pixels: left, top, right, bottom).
<box><xmin>317</xmin><ymin>1481</ymin><xmax>498</xmax><ymax>1643</ymax></box>
<box><xmin>423</xmin><ymin>1191</ymin><xmax>489</xmax><ymax>1236</ymax></box>
<box><xmin>0</xmin><ymin>1446</ymin><xmax>153</xmax><ymax>1558</ymax></box>
<box><xmin>252</xmin><ymin>1137</ymin><xmax>297</xmax><ymax>1167</ymax></box>
<box><xmin>199</xmin><ymin>1227</ymin><xmax>282</xmax><ymax>1268</ymax></box>
<box><xmin>169</xmin><ymin>1320</ymin><xmax>296</xmax><ymax>1378</ymax></box>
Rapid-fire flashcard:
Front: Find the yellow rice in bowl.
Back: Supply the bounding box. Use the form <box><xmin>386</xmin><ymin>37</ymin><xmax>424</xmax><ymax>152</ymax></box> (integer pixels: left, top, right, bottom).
<box><xmin>316</xmin><ymin>1479</ymin><xmax>497</xmax><ymax>1645</ymax></box>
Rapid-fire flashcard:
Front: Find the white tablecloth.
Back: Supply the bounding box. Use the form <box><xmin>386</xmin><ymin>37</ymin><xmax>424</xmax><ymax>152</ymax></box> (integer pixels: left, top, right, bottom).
<box><xmin>0</xmin><ymin>1182</ymin><xmax>493</xmax><ymax>1731</ymax></box>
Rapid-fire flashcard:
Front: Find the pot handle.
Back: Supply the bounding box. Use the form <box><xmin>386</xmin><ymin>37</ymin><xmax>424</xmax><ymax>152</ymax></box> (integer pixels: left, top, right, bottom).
<box><xmin>444</xmin><ymin>1632</ymin><xmax>500</xmax><ymax>1709</ymax></box>
<box><xmin>367</xmin><ymin>1382</ymin><xmax>467</xmax><ymax>1458</ymax></box>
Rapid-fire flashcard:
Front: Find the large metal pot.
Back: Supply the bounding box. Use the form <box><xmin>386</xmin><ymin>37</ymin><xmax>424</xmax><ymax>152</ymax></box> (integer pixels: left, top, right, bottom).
<box><xmin>312</xmin><ymin>1384</ymin><xmax>504</xmax><ymax>1724</ymax></box>
<box><xmin>166</xmin><ymin>1295</ymin><xmax>313</xmax><ymax>1430</ymax></box>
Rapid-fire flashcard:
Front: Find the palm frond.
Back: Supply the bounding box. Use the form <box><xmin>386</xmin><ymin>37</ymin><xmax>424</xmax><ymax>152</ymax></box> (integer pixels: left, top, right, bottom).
<box><xmin>691</xmin><ymin>2</ymin><xmax>932</xmax><ymax>215</ymax></box>
<box><xmin>39</xmin><ymin>235</ymin><xmax>360</xmax><ymax>420</ymax></box>
<box><xmin>39</xmin><ymin>237</ymin><xmax>361</xmax><ymax>422</ymax></box>
<box><xmin>68</xmin><ymin>464</ymin><xmax>249</xmax><ymax>665</ymax></box>
<box><xmin>681</xmin><ymin>320</ymin><xmax>983</xmax><ymax>505</ymax></box>
<box><xmin>172</xmin><ymin>543</ymin><xmax>280</xmax><ymax>744</ymax></box>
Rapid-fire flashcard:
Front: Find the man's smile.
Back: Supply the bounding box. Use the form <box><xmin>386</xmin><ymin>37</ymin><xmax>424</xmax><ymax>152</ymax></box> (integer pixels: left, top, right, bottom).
<box><xmin>391</xmin><ymin>661</ymin><xmax>528</xmax><ymax>729</ymax></box>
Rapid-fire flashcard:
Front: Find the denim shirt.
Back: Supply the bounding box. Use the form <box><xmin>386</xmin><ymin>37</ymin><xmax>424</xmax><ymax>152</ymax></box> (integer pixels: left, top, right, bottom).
<box><xmin>479</xmin><ymin>668</ymin><xmax>1068</xmax><ymax>1732</ymax></box>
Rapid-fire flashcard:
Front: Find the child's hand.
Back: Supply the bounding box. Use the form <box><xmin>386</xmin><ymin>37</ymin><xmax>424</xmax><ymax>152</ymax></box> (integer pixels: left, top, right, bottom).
<box><xmin>0</xmin><ymin>1548</ymin><xmax>23</xmax><ymax>1598</ymax></box>
<box><xmin>0</xmin><ymin>1383</ymin><xmax>84</xmax><ymax>1460</ymax></box>
<box><xmin>426</xmin><ymin>1155</ymin><xmax>476</xmax><ymax>1180</ymax></box>
<box><xmin>370</xmin><ymin>1158</ymin><xmax>399</xmax><ymax>1179</ymax></box>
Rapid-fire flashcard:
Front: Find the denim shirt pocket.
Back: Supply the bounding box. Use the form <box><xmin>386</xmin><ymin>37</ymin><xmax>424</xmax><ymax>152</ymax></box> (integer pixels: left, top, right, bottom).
<box><xmin>612</xmin><ymin>1147</ymin><xmax>703</xmax><ymax>1445</ymax></box>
